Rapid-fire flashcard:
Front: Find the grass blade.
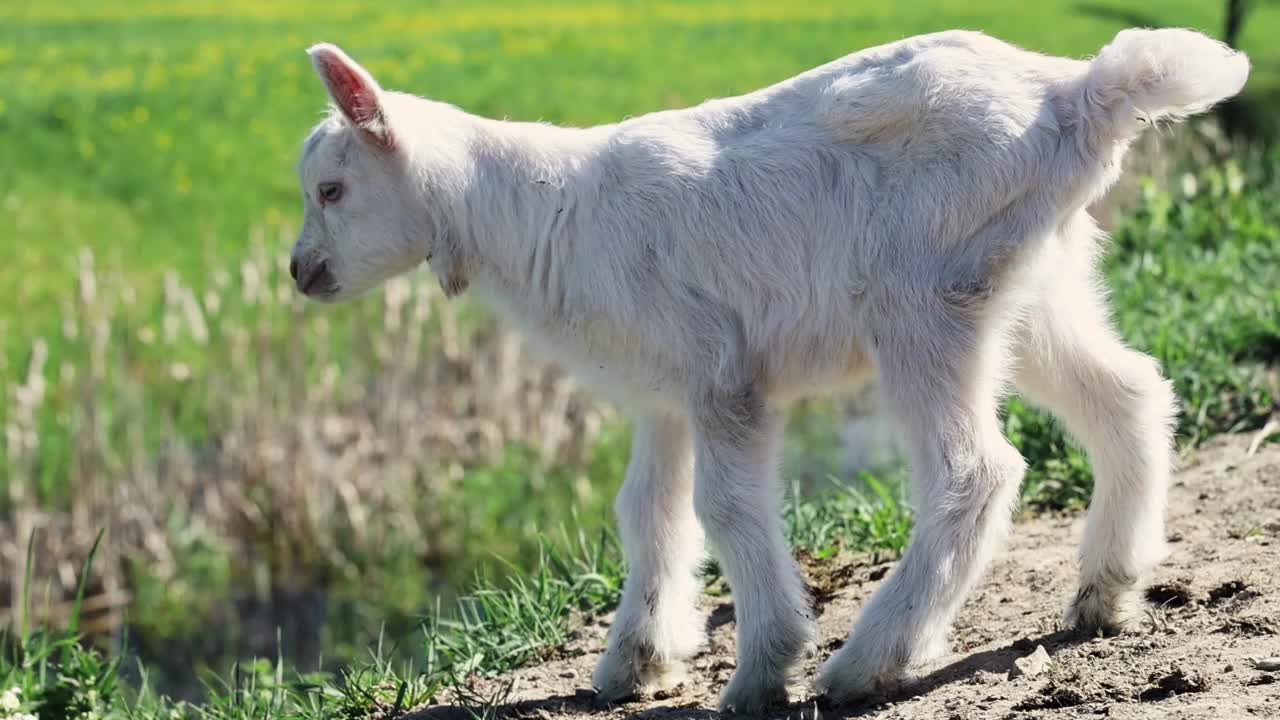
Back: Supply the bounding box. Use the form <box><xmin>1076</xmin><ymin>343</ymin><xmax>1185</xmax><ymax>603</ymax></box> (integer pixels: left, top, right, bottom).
<box><xmin>68</xmin><ymin>528</ymin><xmax>106</xmax><ymax>637</ymax></box>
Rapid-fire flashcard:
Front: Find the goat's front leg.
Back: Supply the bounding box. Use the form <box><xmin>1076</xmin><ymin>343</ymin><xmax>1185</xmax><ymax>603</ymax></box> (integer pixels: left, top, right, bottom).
<box><xmin>593</xmin><ymin>414</ymin><xmax>706</xmax><ymax>700</ymax></box>
<box><xmin>691</xmin><ymin>387</ymin><xmax>814</xmax><ymax>714</ymax></box>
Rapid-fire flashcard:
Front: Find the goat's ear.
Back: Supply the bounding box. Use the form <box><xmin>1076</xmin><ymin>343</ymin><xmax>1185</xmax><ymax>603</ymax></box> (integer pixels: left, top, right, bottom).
<box><xmin>307</xmin><ymin>43</ymin><xmax>394</xmax><ymax>151</ymax></box>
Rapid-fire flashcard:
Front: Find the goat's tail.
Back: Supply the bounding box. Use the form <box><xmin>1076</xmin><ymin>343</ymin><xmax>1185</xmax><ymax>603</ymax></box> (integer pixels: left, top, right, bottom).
<box><xmin>1078</xmin><ymin>28</ymin><xmax>1249</xmax><ymax>139</ymax></box>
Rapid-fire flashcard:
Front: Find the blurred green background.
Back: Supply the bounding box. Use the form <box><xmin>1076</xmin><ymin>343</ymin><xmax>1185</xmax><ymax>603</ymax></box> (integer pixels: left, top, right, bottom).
<box><xmin>1</xmin><ymin>0</ymin><xmax>1278</xmax><ymax>714</ymax></box>
<box><xmin>3</xmin><ymin>0</ymin><xmax>1277</xmax><ymax>329</ymax></box>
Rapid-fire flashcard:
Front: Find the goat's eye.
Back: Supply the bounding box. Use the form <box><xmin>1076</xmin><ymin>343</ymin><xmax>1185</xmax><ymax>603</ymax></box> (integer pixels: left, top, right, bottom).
<box><xmin>318</xmin><ymin>182</ymin><xmax>344</xmax><ymax>204</ymax></box>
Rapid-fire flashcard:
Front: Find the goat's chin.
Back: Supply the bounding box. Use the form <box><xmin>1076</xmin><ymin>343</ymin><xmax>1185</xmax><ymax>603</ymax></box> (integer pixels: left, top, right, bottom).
<box><xmin>309</xmin><ymin>290</ymin><xmax>345</xmax><ymax>304</ymax></box>
<box><xmin>319</xmin><ymin>267</ymin><xmax>416</xmax><ymax>303</ymax></box>
<box><xmin>307</xmin><ymin>281</ymin><xmax>363</xmax><ymax>304</ymax></box>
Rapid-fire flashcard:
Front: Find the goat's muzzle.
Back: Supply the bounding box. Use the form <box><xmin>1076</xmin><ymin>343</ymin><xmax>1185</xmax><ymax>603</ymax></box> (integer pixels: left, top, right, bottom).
<box><xmin>294</xmin><ymin>256</ymin><xmax>338</xmax><ymax>299</ymax></box>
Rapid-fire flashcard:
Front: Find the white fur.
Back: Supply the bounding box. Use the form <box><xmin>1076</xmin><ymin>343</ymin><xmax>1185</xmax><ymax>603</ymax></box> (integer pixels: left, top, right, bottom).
<box><xmin>291</xmin><ymin>29</ymin><xmax>1248</xmax><ymax>712</ymax></box>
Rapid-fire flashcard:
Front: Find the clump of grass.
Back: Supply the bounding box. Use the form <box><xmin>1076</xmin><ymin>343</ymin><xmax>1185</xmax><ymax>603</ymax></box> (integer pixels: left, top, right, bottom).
<box><xmin>784</xmin><ymin>472</ymin><xmax>913</xmax><ymax>559</ymax></box>
<box><xmin>2</xmin><ymin>530</ymin><xmax>121</xmax><ymax>720</ymax></box>
<box><xmin>425</xmin><ymin>521</ymin><xmax>624</xmax><ymax>679</ymax></box>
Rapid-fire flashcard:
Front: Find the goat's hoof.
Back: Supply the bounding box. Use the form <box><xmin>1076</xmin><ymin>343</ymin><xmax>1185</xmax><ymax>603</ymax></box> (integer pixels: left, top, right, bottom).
<box><xmin>717</xmin><ymin>672</ymin><xmax>789</xmax><ymax>715</ymax></box>
<box><xmin>920</xmin><ymin>634</ymin><xmax>951</xmax><ymax>663</ymax></box>
<box><xmin>801</xmin><ymin>639</ymin><xmax>820</xmax><ymax>661</ymax></box>
<box><xmin>1065</xmin><ymin>584</ymin><xmax>1145</xmax><ymax>635</ymax></box>
<box><xmin>815</xmin><ymin>645</ymin><xmax>902</xmax><ymax>706</ymax></box>
<box><xmin>591</xmin><ymin>649</ymin><xmax>686</xmax><ymax>703</ymax></box>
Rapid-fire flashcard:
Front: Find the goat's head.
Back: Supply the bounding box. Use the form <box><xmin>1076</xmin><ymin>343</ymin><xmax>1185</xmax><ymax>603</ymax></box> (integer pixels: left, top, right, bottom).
<box><xmin>292</xmin><ymin>44</ymin><xmax>468</xmax><ymax>302</ymax></box>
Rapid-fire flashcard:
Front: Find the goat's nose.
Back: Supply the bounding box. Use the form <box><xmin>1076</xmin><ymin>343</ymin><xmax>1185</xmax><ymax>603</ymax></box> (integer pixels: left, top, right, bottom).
<box><xmin>289</xmin><ymin>258</ymin><xmax>299</xmax><ymax>281</ymax></box>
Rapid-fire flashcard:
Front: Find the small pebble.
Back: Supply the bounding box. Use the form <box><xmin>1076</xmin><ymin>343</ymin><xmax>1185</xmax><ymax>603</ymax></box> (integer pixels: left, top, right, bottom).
<box><xmin>1253</xmin><ymin>657</ymin><xmax>1280</xmax><ymax>672</ymax></box>
<box><xmin>1010</xmin><ymin>645</ymin><xmax>1051</xmax><ymax>679</ymax></box>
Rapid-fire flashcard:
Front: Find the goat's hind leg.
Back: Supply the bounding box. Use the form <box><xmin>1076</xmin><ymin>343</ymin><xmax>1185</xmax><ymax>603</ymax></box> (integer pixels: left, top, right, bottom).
<box><xmin>818</xmin><ymin>303</ymin><xmax>1025</xmax><ymax>702</ymax></box>
<box><xmin>593</xmin><ymin>414</ymin><xmax>706</xmax><ymax>700</ymax></box>
<box><xmin>1013</xmin><ymin>276</ymin><xmax>1177</xmax><ymax>633</ymax></box>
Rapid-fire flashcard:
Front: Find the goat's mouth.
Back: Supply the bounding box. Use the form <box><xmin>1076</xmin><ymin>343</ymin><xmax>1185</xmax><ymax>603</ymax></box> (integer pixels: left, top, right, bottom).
<box><xmin>307</xmin><ymin>284</ymin><xmax>341</xmax><ymax>302</ymax></box>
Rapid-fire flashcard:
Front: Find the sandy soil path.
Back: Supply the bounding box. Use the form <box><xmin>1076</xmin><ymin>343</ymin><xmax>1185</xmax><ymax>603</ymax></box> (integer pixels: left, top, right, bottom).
<box><xmin>416</xmin><ymin>433</ymin><xmax>1280</xmax><ymax>719</ymax></box>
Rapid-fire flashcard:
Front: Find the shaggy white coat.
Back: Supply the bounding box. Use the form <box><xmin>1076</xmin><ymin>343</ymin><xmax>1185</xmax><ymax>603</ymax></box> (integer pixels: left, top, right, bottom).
<box><xmin>290</xmin><ymin>28</ymin><xmax>1250</xmax><ymax>712</ymax></box>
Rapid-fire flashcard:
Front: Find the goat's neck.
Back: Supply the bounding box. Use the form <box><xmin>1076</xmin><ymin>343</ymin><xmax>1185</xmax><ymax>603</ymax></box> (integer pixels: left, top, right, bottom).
<box><xmin>450</xmin><ymin>118</ymin><xmax>610</xmax><ymax>307</ymax></box>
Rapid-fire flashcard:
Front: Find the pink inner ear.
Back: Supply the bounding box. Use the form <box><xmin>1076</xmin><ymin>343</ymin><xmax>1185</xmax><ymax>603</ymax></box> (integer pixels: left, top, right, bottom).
<box><xmin>316</xmin><ymin>53</ymin><xmax>381</xmax><ymax>128</ymax></box>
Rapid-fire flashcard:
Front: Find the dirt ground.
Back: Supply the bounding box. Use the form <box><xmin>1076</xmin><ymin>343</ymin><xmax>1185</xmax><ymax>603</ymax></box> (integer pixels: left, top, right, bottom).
<box><xmin>416</xmin><ymin>432</ymin><xmax>1280</xmax><ymax>719</ymax></box>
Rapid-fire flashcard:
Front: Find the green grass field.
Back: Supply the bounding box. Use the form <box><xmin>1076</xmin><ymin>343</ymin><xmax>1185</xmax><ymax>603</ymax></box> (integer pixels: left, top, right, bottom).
<box><xmin>1</xmin><ymin>1</ymin><xmax>1279</xmax><ymax>717</ymax></box>
<box><xmin>2</xmin><ymin>0</ymin><xmax>1278</xmax><ymax>341</ymax></box>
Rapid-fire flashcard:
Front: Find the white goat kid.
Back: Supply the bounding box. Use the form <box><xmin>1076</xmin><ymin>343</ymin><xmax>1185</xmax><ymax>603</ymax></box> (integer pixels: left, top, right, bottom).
<box><xmin>290</xmin><ymin>29</ymin><xmax>1249</xmax><ymax>712</ymax></box>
